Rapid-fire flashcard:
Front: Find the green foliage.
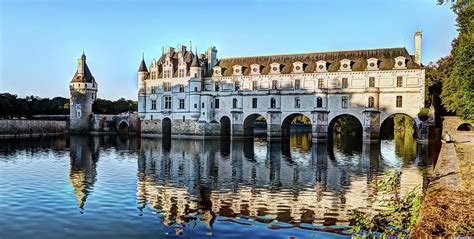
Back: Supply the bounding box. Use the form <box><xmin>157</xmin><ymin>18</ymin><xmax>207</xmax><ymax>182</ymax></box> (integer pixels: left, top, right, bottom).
<box><xmin>0</xmin><ymin>93</ymin><xmax>137</xmax><ymax>118</ymax></box>
<box><xmin>417</xmin><ymin>108</ymin><xmax>430</xmax><ymax>121</ymax></box>
<box><xmin>349</xmin><ymin>171</ymin><xmax>423</xmax><ymax>238</ymax></box>
<box><xmin>437</xmin><ymin>0</ymin><xmax>474</xmax><ymax>121</ymax></box>
<box><xmin>333</xmin><ymin>116</ymin><xmax>362</xmax><ymax>136</ymax></box>
<box><xmin>92</xmin><ymin>98</ymin><xmax>137</xmax><ymax>115</ymax></box>
<box><xmin>0</xmin><ymin>93</ymin><xmax>69</xmax><ymax>118</ymax></box>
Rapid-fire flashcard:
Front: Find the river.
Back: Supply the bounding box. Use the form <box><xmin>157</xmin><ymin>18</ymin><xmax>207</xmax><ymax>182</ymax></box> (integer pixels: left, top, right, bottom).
<box><xmin>0</xmin><ymin>133</ymin><xmax>439</xmax><ymax>239</ymax></box>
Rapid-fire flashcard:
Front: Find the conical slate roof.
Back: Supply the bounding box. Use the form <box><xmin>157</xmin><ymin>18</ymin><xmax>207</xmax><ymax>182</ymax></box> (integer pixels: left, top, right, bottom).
<box><xmin>71</xmin><ymin>61</ymin><xmax>95</xmax><ymax>83</ymax></box>
<box><xmin>191</xmin><ymin>52</ymin><xmax>200</xmax><ymax>67</ymax></box>
<box><xmin>138</xmin><ymin>58</ymin><xmax>148</xmax><ymax>72</ymax></box>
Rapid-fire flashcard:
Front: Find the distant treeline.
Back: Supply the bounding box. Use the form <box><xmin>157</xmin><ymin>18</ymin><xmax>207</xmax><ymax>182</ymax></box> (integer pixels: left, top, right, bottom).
<box><xmin>0</xmin><ymin>93</ymin><xmax>137</xmax><ymax>119</ymax></box>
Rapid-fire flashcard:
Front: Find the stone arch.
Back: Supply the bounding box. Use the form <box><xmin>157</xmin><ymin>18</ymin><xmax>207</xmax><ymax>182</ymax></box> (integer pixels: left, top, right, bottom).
<box><xmin>162</xmin><ymin>117</ymin><xmax>172</xmax><ymax>135</ymax></box>
<box><xmin>380</xmin><ymin>113</ymin><xmax>416</xmax><ymax>140</ymax></box>
<box><xmin>328</xmin><ymin>114</ymin><xmax>363</xmax><ymax>140</ymax></box>
<box><xmin>281</xmin><ymin>113</ymin><xmax>312</xmax><ymax>137</ymax></box>
<box><xmin>243</xmin><ymin>113</ymin><xmax>267</xmax><ymax>136</ymax></box>
<box><xmin>117</xmin><ymin>120</ymin><xmax>129</xmax><ymax>133</ymax></box>
<box><xmin>457</xmin><ymin>123</ymin><xmax>472</xmax><ymax>131</ymax></box>
<box><xmin>220</xmin><ymin>116</ymin><xmax>231</xmax><ymax>137</ymax></box>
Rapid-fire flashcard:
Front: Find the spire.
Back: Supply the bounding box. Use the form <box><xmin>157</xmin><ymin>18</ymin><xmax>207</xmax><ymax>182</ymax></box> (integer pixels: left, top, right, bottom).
<box><xmin>191</xmin><ymin>50</ymin><xmax>200</xmax><ymax>67</ymax></box>
<box><xmin>138</xmin><ymin>54</ymin><xmax>148</xmax><ymax>72</ymax></box>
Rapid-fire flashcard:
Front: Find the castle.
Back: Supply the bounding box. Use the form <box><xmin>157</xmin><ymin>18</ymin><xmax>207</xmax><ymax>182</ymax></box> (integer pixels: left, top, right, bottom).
<box><xmin>136</xmin><ymin>31</ymin><xmax>426</xmax><ymax>142</ymax></box>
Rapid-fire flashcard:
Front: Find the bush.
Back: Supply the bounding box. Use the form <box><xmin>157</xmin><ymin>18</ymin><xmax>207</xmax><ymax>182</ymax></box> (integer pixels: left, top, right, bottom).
<box><xmin>417</xmin><ymin>108</ymin><xmax>430</xmax><ymax>121</ymax></box>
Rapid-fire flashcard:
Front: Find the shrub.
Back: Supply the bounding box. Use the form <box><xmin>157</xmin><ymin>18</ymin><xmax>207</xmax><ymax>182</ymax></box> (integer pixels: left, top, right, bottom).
<box><xmin>417</xmin><ymin>108</ymin><xmax>430</xmax><ymax>121</ymax></box>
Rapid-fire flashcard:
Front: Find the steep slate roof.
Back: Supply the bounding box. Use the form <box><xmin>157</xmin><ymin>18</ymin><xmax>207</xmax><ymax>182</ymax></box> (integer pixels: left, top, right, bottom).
<box><xmin>213</xmin><ymin>47</ymin><xmax>420</xmax><ymax>77</ymax></box>
<box><xmin>191</xmin><ymin>52</ymin><xmax>200</xmax><ymax>67</ymax></box>
<box><xmin>156</xmin><ymin>50</ymin><xmax>202</xmax><ymax>77</ymax></box>
<box><xmin>138</xmin><ymin>58</ymin><xmax>148</xmax><ymax>72</ymax></box>
<box><xmin>71</xmin><ymin>62</ymin><xmax>95</xmax><ymax>83</ymax></box>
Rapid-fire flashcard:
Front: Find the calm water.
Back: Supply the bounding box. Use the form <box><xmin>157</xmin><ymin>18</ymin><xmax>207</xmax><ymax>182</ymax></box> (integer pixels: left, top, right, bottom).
<box><xmin>0</xmin><ymin>133</ymin><xmax>438</xmax><ymax>239</ymax></box>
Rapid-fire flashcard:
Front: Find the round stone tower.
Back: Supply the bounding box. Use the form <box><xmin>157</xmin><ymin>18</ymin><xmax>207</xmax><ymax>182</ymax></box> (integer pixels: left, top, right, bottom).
<box><xmin>69</xmin><ymin>52</ymin><xmax>98</xmax><ymax>133</ymax></box>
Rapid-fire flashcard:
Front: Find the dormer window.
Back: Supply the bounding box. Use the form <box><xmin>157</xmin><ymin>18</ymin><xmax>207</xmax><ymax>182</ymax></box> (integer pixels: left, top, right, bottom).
<box><xmin>316</xmin><ymin>60</ymin><xmax>327</xmax><ymax>72</ymax></box>
<box><xmin>394</xmin><ymin>56</ymin><xmax>407</xmax><ymax>69</ymax></box>
<box><xmin>250</xmin><ymin>64</ymin><xmax>261</xmax><ymax>75</ymax></box>
<box><xmin>366</xmin><ymin>58</ymin><xmax>379</xmax><ymax>70</ymax></box>
<box><xmin>213</xmin><ymin>66</ymin><xmax>222</xmax><ymax>76</ymax></box>
<box><xmin>339</xmin><ymin>59</ymin><xmax>352</xmax><ymax>71</ymax></box>
<box><xmin>233</xmin><ymin>65</ymin><xmax>243</xmax><ymax>75</ymax></box>
<box><xmin>270</xmin><ymin>63</ymin><xmax>281</xmax><ymax>74</ymax></box>
<box><xmin>293</xmin><ymin>61</ymin><xmax>304</xmax><ymax>73</ymax></box>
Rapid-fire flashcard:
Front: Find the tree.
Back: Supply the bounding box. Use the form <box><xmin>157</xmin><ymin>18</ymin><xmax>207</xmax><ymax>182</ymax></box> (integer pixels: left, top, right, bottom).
<box><xmin>438</xmin><ymin>0</ymin><xmax>474</xmax><ymax>121</ymax></box>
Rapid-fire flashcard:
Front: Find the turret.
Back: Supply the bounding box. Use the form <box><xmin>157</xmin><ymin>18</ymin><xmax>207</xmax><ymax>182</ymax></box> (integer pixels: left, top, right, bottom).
<box><xmin>190</xmin><ymin>51</ymin><xmax>201</xmax><ymax>78</ymax></box>
<box><xmin>414</xmin><ymin>30</ymin><xmax>422</xmax><ymax>65</ymax></box>
<box><xmin>138</xmin><ymin>55</ymin><xmax>148</xmax><ymax>96</ymax></box>
<box><xmin>138</xmin><ymin>55</ymin><xmax>148</xmax><ymax>119</ymax></box>
<box><xmin>69</xmin><ymin>52</ymin><xmax>98</xmax><ymax>133</ymax></box>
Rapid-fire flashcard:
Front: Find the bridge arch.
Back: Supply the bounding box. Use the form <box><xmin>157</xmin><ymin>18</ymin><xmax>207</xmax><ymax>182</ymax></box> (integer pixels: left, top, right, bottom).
<box><xmin>162</xmin><ymin>117</ymin><xmax>172</xmax><ymax>135</ymax></box>
<box><xmin>380</xmin><ymin>113</ymin><xmax>416</xmax><ymax>140</ymax></box>
<box><xmin>328</xmin><ymin>114</ymin><xmax>363</xmax><ymax>140</ymax></box>
<box><xmin>457</xmin><ymin>123</ymin><xmax>472</xmax><ymax>131</ymax></box>
<box><xmin>117</xmin><ymin>120</ymin><xmax>129</xmax><ymax>133</ymax></box>
<box><xmin>220</xmin><ymin>115</ymin><xmax>231</xmax><ymax>137</ymax></box>
<box><xmin>243</xmin><ymin>113</ymin><xmax>267</xmax><ymax>136</ymax></box>
<box><xmin>281</xmin><ymin>113</ymin><xmax>312</xmax><ymax>137</ymax></box>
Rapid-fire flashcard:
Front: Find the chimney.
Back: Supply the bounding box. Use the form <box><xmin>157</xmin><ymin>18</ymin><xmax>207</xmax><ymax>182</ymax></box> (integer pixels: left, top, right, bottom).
<box><xmin>414</xmin><ymin>30</ymin><xmax>422</xmax><ymax>65</ymax></box>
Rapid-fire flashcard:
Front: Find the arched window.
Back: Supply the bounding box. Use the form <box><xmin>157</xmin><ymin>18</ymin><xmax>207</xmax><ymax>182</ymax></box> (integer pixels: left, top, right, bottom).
<box><xmin>270</xmin><ymin>98</ymin><xmax>276</xmax><ymax>109</ymax></box>
<box><xmin>233</xmin><ymin>98</ymin><xmax>238</xmax><ymax>108</ymax></box>
<box><xmin>317</xmin><ymin>97</ymin><xmax>323</xmax><ymax>108</ymax></box>
<box><xmin>368</xmin><ymin>96</ymin><xmax>375</xmax><ymax>108</ymax></box>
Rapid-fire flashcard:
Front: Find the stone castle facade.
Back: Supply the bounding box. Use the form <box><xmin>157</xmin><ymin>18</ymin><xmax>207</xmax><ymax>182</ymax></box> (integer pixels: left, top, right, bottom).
<box><xmin>137</xmin><ymin>31</ymin><xmax>426</xmax><ymax>142</ymax></box>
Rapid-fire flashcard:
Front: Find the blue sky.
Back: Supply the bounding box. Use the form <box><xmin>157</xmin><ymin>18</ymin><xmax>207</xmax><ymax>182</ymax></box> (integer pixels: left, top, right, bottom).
<box><xmin>0</xmin><ymin>0</ymin><xmax>457</xmax><ymax>100</ymax></box>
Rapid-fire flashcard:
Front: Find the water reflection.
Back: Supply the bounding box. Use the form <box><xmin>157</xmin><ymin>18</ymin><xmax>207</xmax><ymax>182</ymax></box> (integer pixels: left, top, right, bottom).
<box><xmin>0</xmin><ymin>133</ymin><xmax>437</xmax><ymax>238</ymax></box>
<box><xmin>133</xmin><ymin>133</ymin><xmax>434</xmax><ymax>229</ymax></box>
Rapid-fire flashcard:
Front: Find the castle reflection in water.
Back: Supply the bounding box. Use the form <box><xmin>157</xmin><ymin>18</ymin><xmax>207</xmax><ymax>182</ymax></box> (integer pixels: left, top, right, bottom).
<box><xmin>67</xmin><ymin>133</ymin><xmax>435</xmax><ymax>227</ymax></box>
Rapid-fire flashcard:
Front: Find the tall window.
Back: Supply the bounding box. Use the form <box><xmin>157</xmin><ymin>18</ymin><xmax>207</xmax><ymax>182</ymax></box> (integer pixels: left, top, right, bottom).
<box><xmin>295</xmin><ymin>97</ymin><xmax>301</xmax><ymax>108</ymax></box>
<box><xmin>318</xmin><ymin>79</ymin><xmax>324</xmax><ymax>89</ymax></box>
<box><xmin>215</xmin><ymin>82</ymin><xmax>220</xmax><ymax>91</ymax></box>
<box><xmin>164</xmin><ymin>70</ymin><xmax>171</xmax><ymax>78</ymax></box>
<box><xmin>163</xmin><ymin>82</ymin><xmax>171</xmax><ymax>91</ymax></box>
<box><xmin>341</xmin><ymin>96</ymin><xmax>348</xmax><ymax>109</ymax></box>
<box><xmin>252</xmin><ymin>98</ymin><xmax>258</xmax><ymax>108</ymax></box>
<box><xmin>151</xmin><ymin>100</ymin><xmax>157</xmax><ymax>110</ymax></box>
<box><xmin>164</xmin><ymin>96</ymin><xmax>171</xmax><ymax>109</ymax></box>
<box><xmin>151</xmin><ymin>86</ymin><xmax>157</xmax><ymax>94</ymax></box>
<box><xmin>272</xmin><ymin>80</ymin><xmax>278</xmax><ymax>89</ymax></box>
<box><xmin>235</xmin><ymin>81</ymin><xmax>240</xmax><ymax>91</ymax></box>
<box><xmin>178</xmin><ymin>69</ymin><xmax>185</xmax><ymax>78</ymax></box>
<box><xmin>369</xmin><ymin>77</ymin><xmax>375</xmax><ymax>87</ymax></box>
<box><xmin>179</xmin><ymin>84</ymin><xmax>185</xmax><ymax>92</ymax></box>
<box><xmin>294</xmin><ymin>79</ymin><xmax>301</xmax><ymax>90</ymax></box>
<box><xmin>341</xmin><ymin>78</ymin><xmax>348</xmax><ymax>89</ymax></box>
<box><xmin>252</xmin><ymin>81</ymin><xmax>257</xmax><ymax>90</ymax></box>
<box><xmin>270</xmin><ymin>98</ymin><xmax>276</xmax><ymax>109</ymax></box>
<box><xmin>396</xmin><ymin>96</ymin><xmax>403</xmax><ymax>107</ymax></box>
<box><xmin>368</xmin><ymin>96</ymin><xmax>374</xmax><ymax>108</ymax></box>
<box><xmin>215</xmin><ymin>99</ymin><xmax>220</xmax><ymax>109</ymax></box>
<box><xmin>233</xmin><ymin>98</ymin><xmax>238</xmax><ymax>108</ymax></box>
<box><xmin>179</xmin><ymin>99</ymin><xmax>185</xmax><ymax>109</ymax></box>
<box><xmin>317</xmin><ymin>97</ymin><xmax>323</xmax><ymax>108</ymax></box>
<box><xmin>397</xmin><ymin>76</ymin><xmax>403</xmax><ymax>87</ymax></box>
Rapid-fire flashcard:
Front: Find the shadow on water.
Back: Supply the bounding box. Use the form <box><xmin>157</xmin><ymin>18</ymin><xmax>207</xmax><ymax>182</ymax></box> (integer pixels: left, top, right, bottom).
<box><xmin>0</xmin><ymin>131</ymin><xmax>441</xmax><ymax>239</ymax></box>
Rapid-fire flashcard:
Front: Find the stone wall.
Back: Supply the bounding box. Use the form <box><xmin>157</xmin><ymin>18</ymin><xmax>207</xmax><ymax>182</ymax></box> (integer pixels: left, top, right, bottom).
<box><xmin>141</xmin><ymin>119</ymin><xmax>221</xmax><ymax>137</ymax></box>
<box><xmin>0</xmin><ymin>120</ymin><xmax>67</xmax><ymax>138</ymax></box>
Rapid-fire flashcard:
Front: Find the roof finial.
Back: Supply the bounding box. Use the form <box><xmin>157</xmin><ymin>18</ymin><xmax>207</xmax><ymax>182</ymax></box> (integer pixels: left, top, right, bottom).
<box><xmin>189</xmin><ymin>40</ymin><xmax>192</xmax><ymax>52</ymax></box>
<box><xmin>142</xmin><ymin>52</ymin><xmax>144</xmax><ymax>60</ymax></box>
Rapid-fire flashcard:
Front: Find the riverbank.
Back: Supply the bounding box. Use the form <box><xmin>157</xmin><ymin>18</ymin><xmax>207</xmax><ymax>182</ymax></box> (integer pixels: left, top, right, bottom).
<box><xmin>412</xmin><ymin>138</ymin><xmax>474</xmax><ymax>237</ymax></box>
